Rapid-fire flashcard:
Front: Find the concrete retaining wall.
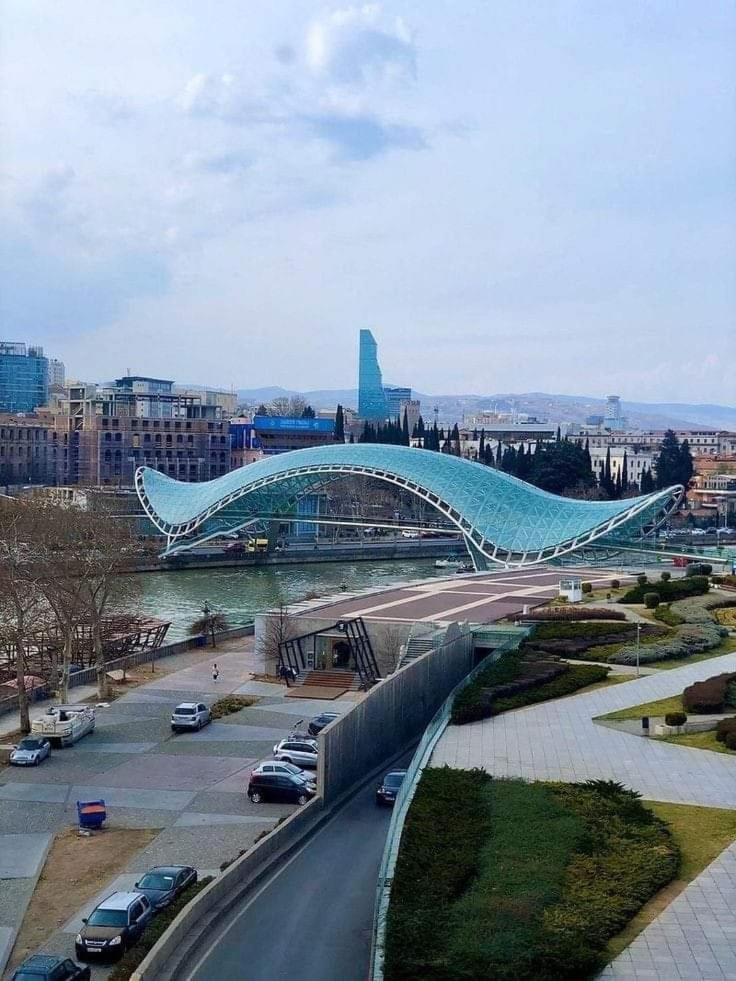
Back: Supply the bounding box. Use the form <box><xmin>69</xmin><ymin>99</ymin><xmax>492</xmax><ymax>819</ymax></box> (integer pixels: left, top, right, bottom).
<box><xmin>130</xmin><ymin>796</ymin><xmax>324</xmax><ymax>981</ymax></box>
<box><xmin>318</xmin><ymin>622</ymin><xmax>474</xmax><ymax>803</ymax></box>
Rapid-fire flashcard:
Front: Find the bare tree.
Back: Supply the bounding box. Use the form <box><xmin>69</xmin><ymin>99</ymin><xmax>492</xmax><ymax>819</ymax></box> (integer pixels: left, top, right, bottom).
<box><xmin>189</xmin><ymin>605</ymin><xmax>229</xmax><ymax>648</ymax></box>
<box><xmin>260</xmin><ymin>603</ymin><xmax>297</xmax><ymax>677</ymax></box>
<box><xmin>373</xmin><ymin>622</ymin><xmax>410</xmax><ymax>675</ymax></box>
<box><xmin>0</xmin><ymin>500</ymin><xmax>48</xmax><ymax>733</ymax></box>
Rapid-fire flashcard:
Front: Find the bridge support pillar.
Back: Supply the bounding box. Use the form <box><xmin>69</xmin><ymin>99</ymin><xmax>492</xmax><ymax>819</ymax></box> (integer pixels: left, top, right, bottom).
<box><xmin>463</xmin><ymin>536</ymin><xmax>489</xmax><ymax>571</ymax></box>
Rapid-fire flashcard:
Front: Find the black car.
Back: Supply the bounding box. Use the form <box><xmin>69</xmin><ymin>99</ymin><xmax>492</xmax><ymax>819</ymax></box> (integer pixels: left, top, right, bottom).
<box><xmin>248</xmin><ymin>771</ymin><xmax>316</xmax><ymax>805</ymax></box>
<box><xmin>75</xmin><ymin>891</ymin><xmax>153</xmax><ymax>960</ymax></box>
<box><xmin>376</xmin><ymin>770</ymin><xmax>407</xmax><ymax>806</ymax></box>
<box><xmin>307</xmin><ymin>712</ymin><xmax>340</xmax><ymax>737</ymax></box>
<box><xmin>11</xmin><ymin>955</ymin><xmax>90</xmax><ymax>981</ymax></box>
<box><xmin>134</xmin><ymin>865</ymin><xmax>197</xmax><ymax>911</ymax></box>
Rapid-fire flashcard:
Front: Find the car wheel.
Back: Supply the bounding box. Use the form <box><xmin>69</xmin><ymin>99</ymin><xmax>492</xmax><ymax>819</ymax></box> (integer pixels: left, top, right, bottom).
<box><xmin>250</xmin><ymin>791</ymin><xmax>262</xmax><ymax>804</ymax></box>
<box><xmin>33</xmin><ymin>756</ymin><xmax>40</xmax><ymax>766</ymax></box>
<box><xmin>196</xmin><ymin>719</ymin><xmax>202</xmax><ymax>730</ymax></box>
<box><xmin>297</xmin><ymin>794</ymin><xmax>308</xmax><ymax>805</ymax></box>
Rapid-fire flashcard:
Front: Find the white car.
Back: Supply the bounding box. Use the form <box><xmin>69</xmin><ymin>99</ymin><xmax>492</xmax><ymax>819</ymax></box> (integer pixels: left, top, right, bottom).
<box><xmin>171</xmin><ymin>702</ymin><xmax>211</xmax><ymax>732</ymax></box>
<box><xmin>10</xmin><ymin>736</ymin><xmax>51</xmax><ymax>766</ymax></box>
<box><xmin>272</xmin><ymin>738</ymin><xmax>318</xmax><ymax>769</ymax></box>
<box><xmin>252</xmin><ymin>760</ymin><xmax>315</xmax><ymax>785</ymax></box>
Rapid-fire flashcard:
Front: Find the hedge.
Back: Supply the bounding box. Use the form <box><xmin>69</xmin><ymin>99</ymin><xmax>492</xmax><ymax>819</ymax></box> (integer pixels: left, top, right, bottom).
<box><xmin>384</xmin><ymin>775</ymin><xmax>679</xmax><ymax>981</ymax></box>
<box><xmin>715</xmin><ymin>717</ymin><xmax>736</xmax><ymax>743</ymax></box>
<box><xmin>519</xmin><ymin>607</ymin><xmax>626</xmax><ymax>622</ymax></box>
<box><xmin>609</xmin><ymin>593</ymin><xmax>731</xmax><ymax>666</ymax></box>
<box><xmin>683</xmin><ymin>673</ymin><xmax>736</xmax><ymax>714</ymax></box>
<box><xmin>654</xmin><ymin>605</ymin><xmax>684</xmax><ymax>627</ymax></box>
<box><xmin>664</xmin><ymin>712</ymin><xmax>687</xmax><ymax>726</ymax></box>
<box><xmin>490</xmin><ymin>664</ymin><xmax>610</xmax><ymax>715</ymax></box>
<box><xmin>643</xmin><ymin>592</ymin><xmax>660</xmax><ymax>609</ymax></box>
<box><xmin>619</xmin><ymin>575</ymin><xmax>709</xmax><ymax>604</ymax></box>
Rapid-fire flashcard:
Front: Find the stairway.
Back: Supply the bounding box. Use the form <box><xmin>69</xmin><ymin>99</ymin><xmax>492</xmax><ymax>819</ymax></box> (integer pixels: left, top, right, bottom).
<box><xmin>397</xmin><ymin>635</ymin><xmax>437</xmax><ymax>670</ymax></box>
<box><xmin>294</xmin><ymin>669</ymin><xmax>362</xmax><ymax>691</ymax></box>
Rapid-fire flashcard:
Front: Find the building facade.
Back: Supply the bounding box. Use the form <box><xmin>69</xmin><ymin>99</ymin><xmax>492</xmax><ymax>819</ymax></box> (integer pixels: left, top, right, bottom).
<box><xmin>0</xmin><ymin>413</ymin><xmax>63</xmax><ymax>488</ymax></box>
<box><xmin>253</xmin><ymin>415</ymin><xmax>335</xmax><ymax>455</ymax></box>
<box><xmin>47</xmin><ymin>358</ymin><xmax>66</xmax><ymax>389</ymax></box>
<box><xmin>384</xmin><ymin>385</ymin><xmax>412</xmax><ymax>420</ymax></box>
<box><xmin>358</xmin><ymin>329</ymin><xmax>389</xmax><ymax>420</ymax></box>
<box><xmin>0</xmin><ymin>342</ymin><xmax>49</xmax><ymax>413</ymax></box>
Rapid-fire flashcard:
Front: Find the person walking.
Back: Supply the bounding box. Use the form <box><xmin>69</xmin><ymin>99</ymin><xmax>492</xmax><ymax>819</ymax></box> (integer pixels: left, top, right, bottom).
<box><xmin>212</xmin><ymin>663</ymin><xmax>219</xmax><ymax>683</ymax></box>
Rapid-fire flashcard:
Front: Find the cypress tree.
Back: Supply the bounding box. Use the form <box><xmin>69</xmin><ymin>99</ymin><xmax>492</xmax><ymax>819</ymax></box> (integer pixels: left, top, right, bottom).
<box><xmin>621</xmin><ymin>450</ymin><xmax>629</xmax><ymax>493</ymax></box>
<box><xmin>402</xmin><ymin>409</ymin><xmax>410</xmax><ymax>445</ymax></box>
<box><xmin>334</xmin><ymin>404</ymin><xmax>345</xmax><ymax>442</ymax></box>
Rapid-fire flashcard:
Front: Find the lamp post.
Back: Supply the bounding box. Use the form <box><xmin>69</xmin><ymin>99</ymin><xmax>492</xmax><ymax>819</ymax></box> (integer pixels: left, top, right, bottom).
<box><xmin>636</xmin><ymin>622</ymin><xmax>641</xmax><ymax>679</ymax></box>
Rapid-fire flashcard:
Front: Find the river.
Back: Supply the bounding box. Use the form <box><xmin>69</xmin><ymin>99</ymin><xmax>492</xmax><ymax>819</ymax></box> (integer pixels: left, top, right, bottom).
<box><xmin>115</xmin><ymin>558</ymin><xmax>441</xmax><ymax>641</ymax></box>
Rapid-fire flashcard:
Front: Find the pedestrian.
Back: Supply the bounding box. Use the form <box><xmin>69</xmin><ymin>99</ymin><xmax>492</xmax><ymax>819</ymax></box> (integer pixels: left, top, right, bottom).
<box><xmin>212</xmin><ymin>663</ymin><xmax>219</xmax><ymax>683</ymax></box>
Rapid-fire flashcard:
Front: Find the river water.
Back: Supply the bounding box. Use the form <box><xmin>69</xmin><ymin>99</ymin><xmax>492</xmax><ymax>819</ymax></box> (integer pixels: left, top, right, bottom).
<box><xmin>115</xmin><ymin>558</ymin><xmax>441</xmax><ymax>641</ymax></box>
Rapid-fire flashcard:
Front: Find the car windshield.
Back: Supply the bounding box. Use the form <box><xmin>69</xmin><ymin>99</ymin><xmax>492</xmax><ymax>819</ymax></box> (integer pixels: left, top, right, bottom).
<box><xmin>87</xmin><ymin>909</ymin><xmax>127</xmax><ymax>927</ymax></box>
<box><xmin>280</xmin><ymin>763</ymin><xmax>302</xmax><ymax>774</ymax></box>
<box><xmin>174</xmin><ymin>707</ymin><xmax>195</xmax><ymax>715</ymax></box>
<box><xmin>138</xmin><ymin>873</ymin><xmax>175</xmax><ymax>890</ymax></box>
<box><xmin>17</xmin><ymin>738</ymin><xmax>44</xmax><ymax>750</ymax></box>
<box><xmin>13</xmin><ymin>972</ymin><xmax>49</xmax><ymax>980</ymax></box>
<box><xmin>384</xmin><ymin>773</ymin><xmax>406</xmax><ymax>788</ymax></box>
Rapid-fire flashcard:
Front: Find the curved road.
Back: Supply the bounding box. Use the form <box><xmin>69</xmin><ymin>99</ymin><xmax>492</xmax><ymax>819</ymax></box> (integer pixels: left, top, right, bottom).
<box><xmin>185</xmin><ymin>775</ymin><xmax>397</xmax><ymax>981</ymax></box>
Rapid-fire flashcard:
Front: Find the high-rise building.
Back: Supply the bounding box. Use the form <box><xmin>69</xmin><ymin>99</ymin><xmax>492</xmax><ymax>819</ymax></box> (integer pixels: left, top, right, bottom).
<box><xmin>604</xmin><ymin>395</ymin><xmax>627</xmax><ymax>432</ymax></box>
<box><xmin>47</xmin><ymin>358</ymin><xmax>66</xmax><ymax>389</ymax></box>
<box><xmin>0</xmin><ymin>342</ymin><xmax>49</xmax><ymax>412</ymax></box>
<box><xmin>384</xmin><ymin>385</ymin><xmax>412</xmax><ymax>420</ymax></box>
<box><xmin>358</xmin><ymin>329</ymin><xmax>389</xmax><ymax>421</ymax></box>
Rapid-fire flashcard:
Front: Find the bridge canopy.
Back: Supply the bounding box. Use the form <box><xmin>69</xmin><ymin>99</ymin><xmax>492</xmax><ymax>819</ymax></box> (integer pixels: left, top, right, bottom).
<box><xmin>135</xmin><ymin>443</ymin><xmax>683</xmax><ymax>567</ymax></box>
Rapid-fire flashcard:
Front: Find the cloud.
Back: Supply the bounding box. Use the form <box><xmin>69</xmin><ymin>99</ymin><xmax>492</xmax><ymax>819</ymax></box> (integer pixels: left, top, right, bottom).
<box><xmin>178</xmin><ymin>73</ymin><xmax>265</xmax><ymax>123</ymax></box>
<box><xmin>304</xmin><ymin>112</ymin><xmax>426</xmax><ymax>160</ymax></box>
<box><xmin>305</xmin><ymin>5</ymin><xmax>416</xmax><ymax>86</ymax></box>
<box><xmin>182</xmin><ymin>150</ymin><xmax>251</xmax><ymax>175</ymax></box>
<box><xmin>77</xmin><ymin>90</ymin><xmax>136</xmax><ymax>124</ymax></box>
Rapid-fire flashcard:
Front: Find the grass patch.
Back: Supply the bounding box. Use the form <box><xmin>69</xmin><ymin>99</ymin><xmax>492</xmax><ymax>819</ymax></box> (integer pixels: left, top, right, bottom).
<box><xmin>385</xmin><ymin>773</ymin><xmax>678</xmax><ymax>981</ymax></box>
<box><xmin>606</xmin><ymin>801</ymin><xmax>736</xmax><ymax>960</ymax></box>
<box><xmin>209</xmin><ymin>694</ymin><xmax>258</xmax><ymax>719</ymax></box>
<box><xmin>660</xmin><ymin>729</ymin><xmax>734</xmax><ymax>755</ymax></box>
<box><xmin>596</xmin><ymin>694</ymin><xmax>685</xmax><ymax>722</ymax></box>
<box><xmin>107</xmin><ymin>875</ymin><xmax>214</xmax><ymax>981</ymax></box>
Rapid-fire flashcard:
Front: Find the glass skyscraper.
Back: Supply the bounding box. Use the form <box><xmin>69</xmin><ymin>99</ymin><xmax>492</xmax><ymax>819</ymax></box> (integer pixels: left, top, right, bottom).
<box><xmin>0</xmin><ymin>342</ymin><xmax>49</xmax><ymax>412</ymax></box>
<box><xmin>358</xmin><ymin>329</ymin><xmax>389</xmax><ymax>420</ymax></box>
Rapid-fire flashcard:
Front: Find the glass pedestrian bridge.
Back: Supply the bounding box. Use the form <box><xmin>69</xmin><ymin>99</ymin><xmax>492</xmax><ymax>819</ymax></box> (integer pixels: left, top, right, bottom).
<box><xmin>135</xmin><ymin>444</ymin><xmax>683</xmax><ymax>569</ymax></box>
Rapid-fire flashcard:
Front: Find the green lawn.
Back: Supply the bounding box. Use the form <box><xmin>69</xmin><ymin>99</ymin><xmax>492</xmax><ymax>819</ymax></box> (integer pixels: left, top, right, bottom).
<box><xmin>596</xmin><ymin>694</ymin><xmax>685</xmax><ymax>722</ymax></box>
<box><xmin>661</xmin><ymin>729</ymin><xmax>734</xmax><ymax>755</ymax></box>
<box><xmin>385</xmin><ymin>772</ymin><xmax>678</xmax><ymax>981</ymax></box>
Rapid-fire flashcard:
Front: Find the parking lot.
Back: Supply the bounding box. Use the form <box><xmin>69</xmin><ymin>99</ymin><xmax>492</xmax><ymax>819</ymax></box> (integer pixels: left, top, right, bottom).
<box><xmin>0</xmin><ymin>644</ymin><xmax>357</xmax><ymax>977</ymax></box>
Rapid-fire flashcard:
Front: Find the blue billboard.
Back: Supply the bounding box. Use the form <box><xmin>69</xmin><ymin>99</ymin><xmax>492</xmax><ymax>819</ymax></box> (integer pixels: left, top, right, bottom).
<box><xmin>254</xmin><ymin>415</ymin><xmax>334</xmax><ymax>433</ymax></box>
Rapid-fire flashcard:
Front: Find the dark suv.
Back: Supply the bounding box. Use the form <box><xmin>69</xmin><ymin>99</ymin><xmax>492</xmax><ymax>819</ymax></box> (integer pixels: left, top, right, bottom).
<box><xmin>75</xmin><ymin>891</ymin><xmax>152</xmax><ymax>960</ymax></box>
<box><xmin>11</xmin><ymin>956</ymin><xmax>90</xmax><ymax>981</ymax></box>
<box><xmin>248</xmin><ymin>771</ymin><xmax>316</xmax><ymax>805</ymax></box>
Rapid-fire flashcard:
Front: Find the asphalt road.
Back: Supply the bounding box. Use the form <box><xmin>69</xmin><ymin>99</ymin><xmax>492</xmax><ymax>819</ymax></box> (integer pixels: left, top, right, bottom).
<box><xmin>185</xmin><ymin>774</ymin><xmax>397</xmax><ymax>981</ymax></box>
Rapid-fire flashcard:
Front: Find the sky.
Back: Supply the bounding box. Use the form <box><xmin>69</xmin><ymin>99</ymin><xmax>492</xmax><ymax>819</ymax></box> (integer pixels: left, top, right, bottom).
<box><xmin>1</xmin><ymin>1</ymin><xmax>734</xmax><ymax>403</ymax></box>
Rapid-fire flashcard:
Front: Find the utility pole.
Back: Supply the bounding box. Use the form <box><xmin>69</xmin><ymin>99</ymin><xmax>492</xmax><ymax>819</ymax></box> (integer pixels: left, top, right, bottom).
<box><xmin>635</xmin><ymin>622</ymin><xmax>641</xmax><ymax>679</ymax></box>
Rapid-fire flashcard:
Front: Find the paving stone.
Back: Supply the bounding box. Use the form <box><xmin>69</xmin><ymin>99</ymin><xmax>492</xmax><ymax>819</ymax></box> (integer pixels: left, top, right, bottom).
<box><xmin>0</xmin><ymin>833</ymin><xmax>52</xmax><ymax>878</ymax></box>
<box><xmin>0</xmin><ymin>783</ymin><xmax>68</xmax><ymax>803</ymax></box>
<box><xmin>68</xmin><ymin>785</ymin><xmax>197</xmax><ymax>811</ymax></box>
<box><xmin>174</xmin><ymin>812</ymin><xmax>273</xmax><ymax>827</ymax></box>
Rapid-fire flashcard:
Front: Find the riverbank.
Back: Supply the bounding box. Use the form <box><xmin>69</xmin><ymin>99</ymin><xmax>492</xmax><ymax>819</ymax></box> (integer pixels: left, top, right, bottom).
<box><xmin>129</xmin><ymin>538</ymin><xmax>461</xmax><ymax>573</ymax></box>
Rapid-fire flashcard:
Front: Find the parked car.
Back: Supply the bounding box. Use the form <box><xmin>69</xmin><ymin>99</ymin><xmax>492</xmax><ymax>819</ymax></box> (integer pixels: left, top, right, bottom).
<box><xmin>251</xmin><ymin>760</ymin><xmax>315</xmax><ymax>785</ymax></box>
<box><xmin>75</xmin><ymin>892</ymin><xmax>153</xmax><ymax>960</ymax></box>
<box><xmin>133</xmin><ymin>865</ymin><xmax>197</xmax><ymax>911</ymax></box>
<box><xmin>272</xmin><ymin>737</ymin><xmax>318</xmax><ymax>768</ymax></box>
<box><xmin>307</xmin><ymin>712</ymin><xmax>339</xmax><ymax>737</ymax></box>
<box><xmin>171</xmin><ymin>702</ymin><xmax>211</xmax><ymax>732</ymax></box>
<box><xmin>11</xmin><ymin>955</ymin><xmax>90</xmax><ymax>981</ymax></box>
<box><xmin>248</xmin><ymin>771</ymin><xmax>316</xmax><ymax>805</ymax></box>
<box><xmin>10</xmin><ymin>736</ymin><xmax>51</xmax><ymax>767</ymax></box>
<box><xmin>376</xmin><ymin>770</ymin><xmax>407</xmax><ymax>806</ymax></box>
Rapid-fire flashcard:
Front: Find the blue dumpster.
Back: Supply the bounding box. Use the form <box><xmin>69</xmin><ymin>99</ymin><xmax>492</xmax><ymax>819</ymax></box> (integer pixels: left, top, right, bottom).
<box><xmin>77</xmin><ymin>799</ymin><xmax>107</xmax><ymax>830</ymax></box>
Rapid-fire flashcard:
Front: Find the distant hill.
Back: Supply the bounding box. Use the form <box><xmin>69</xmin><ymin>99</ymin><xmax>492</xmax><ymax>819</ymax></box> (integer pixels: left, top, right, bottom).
<box><xmin>235</xmin><ymin>387</ymin><xmax>735</xmax><ymax>431</ymax></box>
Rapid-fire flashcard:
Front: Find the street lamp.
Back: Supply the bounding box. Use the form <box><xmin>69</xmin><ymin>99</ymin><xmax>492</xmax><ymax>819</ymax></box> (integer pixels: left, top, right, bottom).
<box><xmin>635</xmin><ymin>622</ymin><xmax>641</xmax><ymax>679</ymax></box>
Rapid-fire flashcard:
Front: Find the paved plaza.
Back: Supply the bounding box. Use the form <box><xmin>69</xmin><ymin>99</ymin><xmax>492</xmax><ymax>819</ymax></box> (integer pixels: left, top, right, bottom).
<box><xmin>433</xmin><ymin>650</ymin><xmax>736</xmax><ymax>979</ymax></box>
<box><xmin>0</xmin><ymin>643</ymin><xmax>356</xmax><ymax>977</ymax></box>
<box><xmin>312</xmin><ymin>566</ymin><xmax>633</xmax><ymax>624</ymax></box>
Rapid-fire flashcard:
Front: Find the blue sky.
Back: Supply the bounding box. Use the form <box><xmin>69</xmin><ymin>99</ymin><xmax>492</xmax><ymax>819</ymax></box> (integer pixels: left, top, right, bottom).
<box><xmin>1</xmin><ymin>1</ymin><xmax>734</xmax><ymax>402</ymax></box>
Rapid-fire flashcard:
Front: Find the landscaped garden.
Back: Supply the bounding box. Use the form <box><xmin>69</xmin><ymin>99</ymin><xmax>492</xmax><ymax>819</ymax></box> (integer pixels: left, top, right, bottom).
<box><xmin>384</xmin><ymin>769</ymin><xmax>680</xmax><ymax>981</ymax></box>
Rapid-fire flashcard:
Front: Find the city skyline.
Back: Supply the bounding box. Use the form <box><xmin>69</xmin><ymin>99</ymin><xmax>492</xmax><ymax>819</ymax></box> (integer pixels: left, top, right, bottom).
<box><xmin>1</xmin><ymin>3</ymin><xmax>734</xmax><ymax>402</ymax></box>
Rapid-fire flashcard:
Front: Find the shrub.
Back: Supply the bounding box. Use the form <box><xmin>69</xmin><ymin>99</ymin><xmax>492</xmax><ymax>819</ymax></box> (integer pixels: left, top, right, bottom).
<box><xmin>664</xmin><ymin>712</ymin><xmax>687</xmax><ymax>726</ymax></box>
<box><xmin>686</xmin><ymin>562</ymin><xmax>712</xmax><ymax>577</ymax></box>
<box><xmin>637</xmin><ymin>574</ymin><xmax>648</xmax><ymax>587</ymax></box>
<box><xmin>491</xmin><ymin>664</ymin><xmax>609</xmax><ymax>714</ymax></box>
<box><xmin>210</xmin><ymin>694</ymin><xmax>257</xmax><ymax>719</ymax></box>
<box><xmin>715</xmin><ymin>717</ymin><xmax>736</xmax><ymax>743</ymax></box>
<box><xmin>620</xmin><ymin>575</ymin><xmax>709</xmax><ymax>604</ymax></box>
<box><xmin>654</xmin><ymin>605</ymin><xmax>684</xmax><ymax>627</ymax></box>
<box><xmin>726</xmin><ymin>732</ymin><xmax>736</xmax><ymax>752</ymax></box>
<box><xmin>520</xmin><ymin>606</ymin><xmax>626</xmax><ymax>622</ymax></box>
<box><xmin>660</xmin><ymin>571</ymin><xmax>671</xmax><ymax>582</ymax></box>
<box><xmin>644</xmin><ymin>592</ymin><xmax>660</xmax><ymax>609</ymax></box>
<box><xmin>581</xmin><ymin>581</ymin><xmax>593</xmax><ymax>594</ymax></box>
<box><xmin>611</xmin><ymin>579</ymin><xmax>620</xmax><ymax>589</ymax></box>
<box><xmin>683</xmin><ymin>672</ymin><xmax>736</xmax><ymax>714</ymax></box>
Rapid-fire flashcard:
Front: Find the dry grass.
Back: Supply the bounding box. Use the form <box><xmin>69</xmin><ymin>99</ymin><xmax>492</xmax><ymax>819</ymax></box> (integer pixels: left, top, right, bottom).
<box><xmin>9</xmin><ymin>826</ymin><xmax>160</xmax><ymax>969</ymax></box>
<box><xmin>596</xmin><ymin>694</ymin><xmax>686</xmax><ymax>722</ymax></box>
